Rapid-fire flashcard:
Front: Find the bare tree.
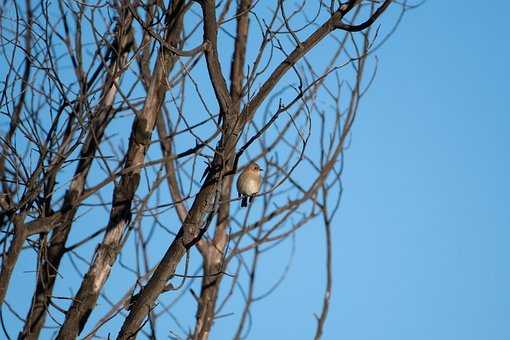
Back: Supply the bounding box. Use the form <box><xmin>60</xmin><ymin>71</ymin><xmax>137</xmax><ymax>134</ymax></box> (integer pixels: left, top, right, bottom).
<box><xmin>0</xmin><ymin>0</ymin><xmax>414</xmax><ymax>339</ymax></box>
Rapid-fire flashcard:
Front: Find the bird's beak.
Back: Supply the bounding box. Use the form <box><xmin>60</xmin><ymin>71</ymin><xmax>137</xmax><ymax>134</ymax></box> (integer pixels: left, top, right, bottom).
<box><xmin>259</xmin><ymin>168</ymin><xmax>263</xmax><ymax>171</ymax></box>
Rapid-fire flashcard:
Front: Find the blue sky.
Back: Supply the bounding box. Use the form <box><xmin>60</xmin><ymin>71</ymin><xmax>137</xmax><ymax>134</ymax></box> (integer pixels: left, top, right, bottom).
<box><xmin>3</xmin><ymin>1</ymin><xmax>509</xmax><ymax>339</ymax></box>
<box><xmin>218</xmin><ymin>2</ymin><xmax>510</xmax><ymax>339</ymax></box>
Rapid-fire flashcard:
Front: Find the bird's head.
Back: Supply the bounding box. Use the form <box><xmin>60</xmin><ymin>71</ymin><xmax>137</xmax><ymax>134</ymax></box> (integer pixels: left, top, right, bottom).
<box><xmin>248</xmin><ymin>162</ymin><xmax>263</xmax><ymax>174</ymax></box>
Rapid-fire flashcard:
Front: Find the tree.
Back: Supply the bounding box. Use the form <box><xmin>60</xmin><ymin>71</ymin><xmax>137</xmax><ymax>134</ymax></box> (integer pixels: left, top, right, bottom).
<box><xmin>0</xmin><ymin>0</ymin><xmax>412</xmax><ymax>339</ymax></box>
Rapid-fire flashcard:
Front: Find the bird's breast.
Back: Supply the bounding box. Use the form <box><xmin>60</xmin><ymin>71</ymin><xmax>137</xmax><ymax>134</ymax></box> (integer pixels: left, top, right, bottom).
<box><xmin>237</xmin><ymin>176</ymin><xmax>260</xmax><ymax>196</ymax></box>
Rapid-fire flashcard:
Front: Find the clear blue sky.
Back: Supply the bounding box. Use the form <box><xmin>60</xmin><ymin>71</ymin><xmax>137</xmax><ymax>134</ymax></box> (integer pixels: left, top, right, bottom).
<box><xmin>4</xmin><ymin>1</ymin><xmax>510</xmax><ymax>339</ymax></box>
<box><xmin>218</xmin><ymin>2</ymin><xmax>510</xmax><ymax>339</ymax></box>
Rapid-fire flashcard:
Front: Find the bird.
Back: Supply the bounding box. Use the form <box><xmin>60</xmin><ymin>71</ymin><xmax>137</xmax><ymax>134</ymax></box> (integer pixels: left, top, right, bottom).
<box><xmin>236</xmin><ymin>162</ymin><xmax>263</xmax><ymax>207</ymax></box>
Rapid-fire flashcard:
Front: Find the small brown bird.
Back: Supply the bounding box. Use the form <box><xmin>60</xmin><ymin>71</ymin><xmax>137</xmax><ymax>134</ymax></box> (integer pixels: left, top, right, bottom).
<box><xmin>236</xmin><ymin>162</ymin><xmax>263</xmax><ymax>207</ymax></box>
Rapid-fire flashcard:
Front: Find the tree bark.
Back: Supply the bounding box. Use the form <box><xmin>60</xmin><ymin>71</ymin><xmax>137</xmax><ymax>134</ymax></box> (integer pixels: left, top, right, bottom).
<box><xmin>55</xmin><ymin>2</ymin><xmax>186</xmax><ymax>338</ymax></box>
<box><xmin>193</xmin><ymin>1</ymin><xmax>251</xmax><ymax>338</ymax></box>
<box><xmin>19</xmin><ymin>9</ymin><xmax>134</xmax><ymax>339</ymax></box>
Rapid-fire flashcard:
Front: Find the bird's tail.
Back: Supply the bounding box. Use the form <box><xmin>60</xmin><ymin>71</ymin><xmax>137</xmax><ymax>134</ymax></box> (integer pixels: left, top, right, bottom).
<box><xmin>241</xmin><ymin>197</ymin><xmax>248</xmax><ymax>207</ymax></box>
